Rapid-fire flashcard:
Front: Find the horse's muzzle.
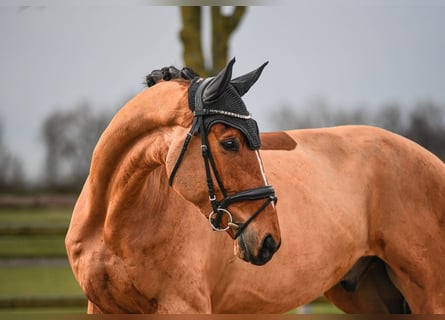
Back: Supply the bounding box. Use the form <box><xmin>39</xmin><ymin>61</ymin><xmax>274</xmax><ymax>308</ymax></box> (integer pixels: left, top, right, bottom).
<box><xmin>239</xmin><ymin>233</ymin><xmax>281</xmax><ymax>266</ymax></box>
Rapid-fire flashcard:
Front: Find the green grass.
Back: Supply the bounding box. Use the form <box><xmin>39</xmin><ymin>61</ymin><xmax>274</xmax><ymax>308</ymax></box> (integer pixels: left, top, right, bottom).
<box><xmin>0</xmin><ymin>307</ymin><xmax>86</xmax><ymax>314</ymax></box>
<box><xmin>0</xmin><ymin>266</ymin><xmax>83</xmax><ymax>297</ymax></box>
<box><xmin>289</xmin><ymin>303</ymin><xmax>343</xmax><ymax>314</ymax></box>
<box><xmin>0</xmin><ymin>208</ymin><xmax>70</xmax><ymax>257</ymax></box>
<box><xmin>0</xmin><ymin>208</ymin><xmax>72</xmax><ymax>227</ymax></box>
<box><xmin>0</xmin><ymin>234</ymin><xmax>67</xmax><ymax>257</ymax></box>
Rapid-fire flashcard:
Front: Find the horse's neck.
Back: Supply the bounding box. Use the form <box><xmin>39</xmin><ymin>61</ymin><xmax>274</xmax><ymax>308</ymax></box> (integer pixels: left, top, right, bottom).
<box><xmin>80</xmin><ymin>83</ymin><xmax>196</xmax><ymax>256</ymax></box>
<box><xmin>87</xmin><ymin>83</ymin><xmax>190</xmax><ymax>217</ymax></box>
<box><xmin>104</xmin><ymin>165</ymin><xmax>177</xmax><ymax>248</ymax></box>
<box><xmin>92</xmin><ymin>100</ymin><xmax>161</xmax><ymax>201</ymax></box>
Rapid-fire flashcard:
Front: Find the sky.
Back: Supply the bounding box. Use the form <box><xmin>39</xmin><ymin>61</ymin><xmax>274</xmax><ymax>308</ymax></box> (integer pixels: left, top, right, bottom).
<box><xmin>1</xmin><ymin>1</ymin><xmax>445</xmax><ymax>180</ymax></box>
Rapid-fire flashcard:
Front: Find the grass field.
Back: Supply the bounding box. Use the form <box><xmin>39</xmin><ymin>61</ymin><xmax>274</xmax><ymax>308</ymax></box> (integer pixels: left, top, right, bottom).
<box><xmin>291</xmin><ymin>304</ymin><xmax>343</xmax><ymax>314</ymax></box>
<box><xmin>0</xmin><ymin>266</ymin><xmax>82</xmax><ymax>297</ymax></box>
<box><xmin>0</xmin><ymin>307</ymin><xmax>86</xmax><ymax>314</ymax></box>
<box><xmin>0</xmin><ymin>208</ymin><xmax>70</xmax><ymax>257</ymax></box>
<box><xmin>0</xmin><ymin>208</ymin><xmax>72</xmax><ymax>226</ymax></box>
<box><xmin>0</xmin><ymin>208</ymin><xmax>84</xmax><ymax>313</ymax></box>
<box><xmin>0</xmin><ymin>235</ymin><xmax>67</xmax><ymax>257</ymax></box>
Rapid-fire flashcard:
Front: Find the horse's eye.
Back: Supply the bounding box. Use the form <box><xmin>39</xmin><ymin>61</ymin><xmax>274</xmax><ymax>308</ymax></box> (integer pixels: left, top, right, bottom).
<box><xmin>220</xmin><ymin>139</ymin><xmax>239</xmax><ymax>151</ymax></box>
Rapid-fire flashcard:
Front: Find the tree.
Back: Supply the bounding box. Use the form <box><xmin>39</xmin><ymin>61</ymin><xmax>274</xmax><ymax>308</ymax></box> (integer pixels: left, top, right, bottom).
<box><xmin>271</xmin><ymin>100</ymin><xmax>445</xmax><ymax>162</ymax></box>
<box><xmin>0</xmin><ymin>119</ymin><xmax>25</xmax><ymax>191</ymax></box>
<box><xmin>373</xmin><ymin>102</ymin><xmax>405</xmax><ymax>135</ymax></box>
<box><xmin>271</xmin><ymin>98</ymin><xmax>367</xmax><ymax>130</ymax></box>
<box><xmin>404</xmin><ymin>101</ymin><xmax>445</xmax><ymax>159</ymax></box>
<box><xmin>41</xmin><ymin>102</ymin><xmax>112</xmax><ymax>191</ymax></box>
<box><xmin>180</xmin><ymin>6</ymin><xmax>246</xmax><ymax>76</ymax></box>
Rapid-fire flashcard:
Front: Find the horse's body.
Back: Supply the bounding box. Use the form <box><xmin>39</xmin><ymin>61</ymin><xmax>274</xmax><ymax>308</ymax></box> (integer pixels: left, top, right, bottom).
<box><xmin>260</xmin><ymin>127</ymin><xmax>445</xmax><ymax>314</ymax></box>
<box><xmin>66</xmin><ymin>69</ymin><xmax>445</xmax><ymax>313</ymax></box>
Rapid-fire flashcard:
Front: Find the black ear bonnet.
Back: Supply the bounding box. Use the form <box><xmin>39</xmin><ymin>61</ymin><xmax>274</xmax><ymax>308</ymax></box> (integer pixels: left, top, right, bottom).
<box><xmin>187</xmin><ymin>58</ymin><xmax>268</xmax><ymax>150</ymax></box>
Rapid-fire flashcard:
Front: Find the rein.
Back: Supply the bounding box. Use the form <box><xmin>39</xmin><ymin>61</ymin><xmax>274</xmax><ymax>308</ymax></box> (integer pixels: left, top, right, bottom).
<box><xmin>168</xmin><ymin>78</ymin><xmax>277</xmax><ymax>239</ymax></box>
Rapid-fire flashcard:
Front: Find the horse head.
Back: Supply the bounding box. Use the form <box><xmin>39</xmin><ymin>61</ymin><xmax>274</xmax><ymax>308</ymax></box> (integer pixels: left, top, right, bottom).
<box><xmin>164</xmin><ymin>58</ymin><xmax>281</xmax><ymax>265</ymax></box>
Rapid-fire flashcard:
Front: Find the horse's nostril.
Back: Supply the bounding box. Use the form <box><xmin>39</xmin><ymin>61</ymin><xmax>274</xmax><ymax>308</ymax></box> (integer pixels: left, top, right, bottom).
<box><xmin>258</xmin><ymin>235</ymin><xmax>277</xmax><ymax>262</ymax></box>
<box><xmin>241</xmin><ymin>234</ymin><xmax>280</xmax><ymax>266</ymax></box>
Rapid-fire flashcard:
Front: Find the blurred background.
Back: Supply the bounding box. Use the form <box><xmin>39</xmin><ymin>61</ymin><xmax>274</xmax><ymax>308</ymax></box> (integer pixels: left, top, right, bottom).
<box><xmin>0</xmin><ymin>1</ymin><xmax>444</xmax><ymax>314</ymax></box>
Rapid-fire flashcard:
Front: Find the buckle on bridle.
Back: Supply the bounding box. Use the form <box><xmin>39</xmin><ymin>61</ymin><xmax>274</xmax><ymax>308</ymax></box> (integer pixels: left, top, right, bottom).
<box><xmin>209</xmin><ymin>208</ymin><xmax>237</xmax><ymax>232</ymax></box>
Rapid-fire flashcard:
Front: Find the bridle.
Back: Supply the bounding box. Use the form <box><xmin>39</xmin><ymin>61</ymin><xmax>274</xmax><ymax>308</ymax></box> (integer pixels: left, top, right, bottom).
<box><xmin>168</xmin><ymin>78</ymin><xmax>277</xmax><ymax>239</ymax></box>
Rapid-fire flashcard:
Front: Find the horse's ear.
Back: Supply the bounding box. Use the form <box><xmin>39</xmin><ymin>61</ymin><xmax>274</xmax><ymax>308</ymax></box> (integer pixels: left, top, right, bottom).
<box><xmin>203</xmin><ymin>57</ymin><xmax>236</xmax><ymax>103</ymax></box>
<box><xmin>230</xmin><ymin>61</ymin><xmax>268</xmax><ymax>96</ymax></box>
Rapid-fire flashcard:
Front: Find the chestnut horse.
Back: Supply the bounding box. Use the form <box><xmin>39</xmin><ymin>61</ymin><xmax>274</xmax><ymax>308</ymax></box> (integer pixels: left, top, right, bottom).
<box><xmin>66</xmin><ymin>62</ymin><xmax>445</xmax><ymax>314</ymax></box>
